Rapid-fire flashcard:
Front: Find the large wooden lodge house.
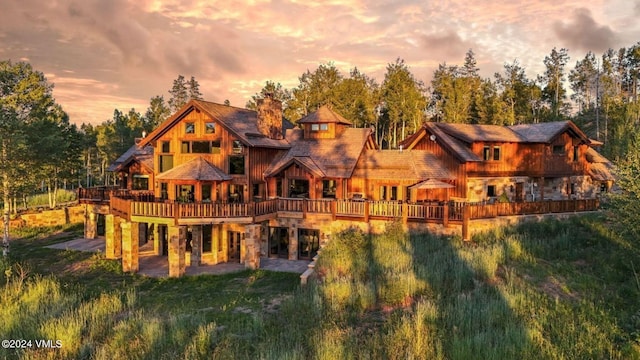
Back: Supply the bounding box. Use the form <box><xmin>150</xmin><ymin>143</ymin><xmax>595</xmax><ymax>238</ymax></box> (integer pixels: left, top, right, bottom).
<box><xmin>80</xmin><ymin>95</ymin><xmax>614</xmax><ymax>277</ymax></box>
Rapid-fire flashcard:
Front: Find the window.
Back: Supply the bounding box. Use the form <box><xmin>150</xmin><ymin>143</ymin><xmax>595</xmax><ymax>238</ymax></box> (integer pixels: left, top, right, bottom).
<box><xmin>269</xmin><ymin>227</ymin><xmax>289</xmax><ymax>258</ymax></box>
<box><xmin>159</xmin><ymin>155</ymin><xmax>173</xmax><ymax>172</ymax></box>
<box><xmin>177</xmin><ymin>184</ymin><xmax>195</xmax><ymax>202</ymax></box>
<box><xmin>205</xmin><ymin>122</ymin><xmax>216</xmax><ymax>134</ymax></box>
<box><xmin>380</xmin><ymin>185</ymin><xmax>387</xmax><ymax>200</ymax></box>
<box><xmin>211</xmin><ymin>140</ymin><xmax>221</xmax><ymax>154</ymax></box>
<box><xmin>202</xmin><ymin>184</ymin><xmax>212</xmax><ymax>202</ymax></box>
<box><xmin>493</xmin><ymin>146</ymin><xmax>501</xmax><ymax>161</ymax></box>
<box><xmin>311</xmin><ymin>123</ymin><xmax>328</xmax><ymax>131</ymax></box>
<box><xmin>600</xmin><ymin>182</ymin><xmax>608</xmax><ymax>193</ymax></box>
<box><xmin>487</xmin><ymin>185</ymin><xmax>496</xmax><ymax>197</ymax></box>
<box><xmin>276</xmin><ymin>178</ymin><xmax>283</xmax><ymax>197</ymax></box>
<box><xmin>160</xmin><ymin>183</ymin><xmax>168</xmax><ymax>200</ymax></box>
<box><xmin>298</xmin><ymin>228</ymin><xmax>320</xmax><ymax>260</ymax></box>
<box><xmin>181</xmin><ymin>141</ymin><xmax>191</xmax><ymax>153</ymax></box>
<box><xmin>185</xmin><ymin>122</ymin><xmax>195</xmax><ymax>134</ymax></box>
<box><xmin>553</xmin><ymin>145</ymin><xmax>565</xmax><ymax>155</ymax></box>
<box><xmin>203</xmin><ymin>225</ymin><xmax>212</xmax><ymax>253</ymax></box>
<box><xmin>232</xmin><ymin>140</ymin><xmax>244</xmax><ymax>154</ymax></box>
<box><xmin>390</xmin><ymin>186</ymin><xmax>398</xmax><ymax>201</ymax></box>
<box><xmin>289</xmin><ymin>179</ymin><xmax>309</xmax><ymax>198</ymax></box>
<box><xmin>405</xmin><ymin>186</ymin><xmax>411</xmax><ymax>202</ymax></box>
<box><xmin>132</xmin><ymin>174</ymin><xmax>149</xmax><ymax>190</ymax></box>
<box><xmin>573</xmin><ymin>146</ymin><xmax>579</xmax><ymax>162</ymax></box>
<box><xmin>192</xmin><ymin>141</ymin><xmax>211</xmax><ymax>154</ymax></box>
<box><xmin>229</xmin><ymin>156</ymin><xmax>245</xmax><ymax>175</ymax></box>
<box><xmin>322</xmin><ymin>180</ymin><xmax>336</xmax><ymax>198</ymax></box>
<box><xmin>161</xmin><ymin>141</ymin><xmax>170</xmax><ymax>153</ymax></box>
<box><xmin>252</xmin><ymin>183</ymin><xmax>262</xmax><ymax>200</ymax></box>
<box><xmin>483</xmin><ymin>146</ymin><xmax>491</xmax><ymax>161</ymax></box>
<box><xmin>570</xmin><ymin>183</ymin><xmax>576</xmax><ymax>195</ymax></box>
<box><xmin>179</xmin><ymin>141</ymin><xmax>221</xmax><ymax>154</ymax></box>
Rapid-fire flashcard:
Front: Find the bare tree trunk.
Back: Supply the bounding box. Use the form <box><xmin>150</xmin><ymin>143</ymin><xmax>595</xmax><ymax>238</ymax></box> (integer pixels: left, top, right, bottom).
<box><xmin>47</xmin><ymin>179</ymin><xmax>54</xmax><ymax>209</ymax></box>
<box><xmin>2</xmin><ymin>143</ymin><xmax>9</xmax><ymax>257</ymax></box>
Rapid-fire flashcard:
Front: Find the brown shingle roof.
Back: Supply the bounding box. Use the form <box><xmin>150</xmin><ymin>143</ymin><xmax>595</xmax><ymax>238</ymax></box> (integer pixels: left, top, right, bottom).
<box><xmin>264</xmin><ymin>127</ymin><xmax>372</xmax><ymax>178</ymax></box>
<box><xmin>107</xmin><ymin>143</ymin><xmax>154</xmax><ymax>172</ymax></box>
<box><xmin>139</xmin><ymin>100</ymin><xmax>290</xmax><ymax>149</ymax></box>
<box><xmin>423</xmin><ymin>123</ymin><xmax>481</xmax><ymax>162</ymax></box>
<box><xmin>156</xmin><ymin>156</ymin><xmax>232</xmax><ymax>181</ymax></box>
<box><xmin>508</xmin><ymin>121</ymin><xmax>590</xmax><ymax>143</ymax></box>
<box><xmin>585</xmin><ymin>147</ymin><xmax>615</xmax><ymax>181</ymax></box>
<box><xmin>297</xmin><ymin>105</ymin><xmax>353</xmax><ymax>125</ymax></box>
<box><xmin>352</xmin><ymin>150</ymin><xmax>453</xmax><ymax>180</ymax></box>
<box><xmin>436</xmin><ymin>123</ymin><xmax>525</xmax><ymax>143</ymax></box>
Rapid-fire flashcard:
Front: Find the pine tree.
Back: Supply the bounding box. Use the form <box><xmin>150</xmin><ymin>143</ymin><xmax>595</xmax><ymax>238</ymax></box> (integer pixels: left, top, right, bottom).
<box><xmin>168</xmin><ymin>75</ymin><xmax>189</xmax><ymax>112</ymax></box>
<box><xmin>188</xmin><ymin>76</ymin><xmax>203</xmax><ymax>101</ymax></box>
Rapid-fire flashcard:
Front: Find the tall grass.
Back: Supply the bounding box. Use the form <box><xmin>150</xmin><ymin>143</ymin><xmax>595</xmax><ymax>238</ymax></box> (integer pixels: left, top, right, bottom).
<box><xmin>2</xmin><ymin>215</ymin><xmax>639</xmax><ymax>359</ymax></box>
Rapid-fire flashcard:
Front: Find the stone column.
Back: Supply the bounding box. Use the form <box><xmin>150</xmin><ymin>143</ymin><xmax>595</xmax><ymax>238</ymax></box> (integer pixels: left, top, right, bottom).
<box><xmin>289</xmin><ymin>226</ymin><xmax>298</xmax><ymax>260</ymax></box>
<box><xmin>105</xmin><ymin>214</ymin><xmax>122</xmax><ymax>259</ymax></box>
<box><xmin>168</xmin><ymin>225</ymin><xmax>186</xmax><ymax>277</ymax></box>
<box><xmin>244</xmin><ymin>224</ymin><xmax>261</xmax><ymax>270</ymax></box>
<box><xmin>85</xmin><ymin>210</ymin><xmax>97</xmax><ymax>239</ymax></box>
<box><xmin>191</xmin><ymin>225</ymin><xmax>202</xmax><ymax>266</ymax></box>
<box><xmin>121</xmin><ymin>221</ymin><xmax>139</xmax><ymax>273</ymax></box>
<box><xmin>153</xmin><ymin>224</ymin><xmax>161</xmax><ymax>256</ymax></box>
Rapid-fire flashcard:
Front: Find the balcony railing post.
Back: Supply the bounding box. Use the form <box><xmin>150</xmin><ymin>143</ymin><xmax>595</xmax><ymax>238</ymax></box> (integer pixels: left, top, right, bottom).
<box><xmin>462</xmin><ymin>204</ymin><xmax>470</xmax><ymax>241</ymax></box>
<box><xmin>443</xmin><ymin>204</ymin><xmax>449</xmax><ymax>227</ymax></box>
<box><xmin>331</xmin><ymin>200</ymin><xmax>337</xmax><ymax>220</ymax></box>
<box><xmin>402</xmin><ymin>202</ymin><xmax>408</xmax><ymax>224</ymax></box>
<box><xmin>302</xmin><ymin>199</ymin><xmax>307</xmax><ymax>219</ymax></box>
<box><xmin>364</xmin><ymin>201</ymin><xmax>370</xmax><ymax>222</ymax></box>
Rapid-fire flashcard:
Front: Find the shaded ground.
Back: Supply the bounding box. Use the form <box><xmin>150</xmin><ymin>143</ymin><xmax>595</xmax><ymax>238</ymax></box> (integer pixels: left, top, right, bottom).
<box><xmin>45</xmin><ymin>237</ymin><xmax>310</xmax><ymax>277</ymax></box>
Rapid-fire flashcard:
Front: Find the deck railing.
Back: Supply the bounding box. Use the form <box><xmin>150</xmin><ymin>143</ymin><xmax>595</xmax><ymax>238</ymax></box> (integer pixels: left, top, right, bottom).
<box><xmin>91</xmin><ymin>186</ymin><xmax>600</xmax><ymax>225</ymax></box>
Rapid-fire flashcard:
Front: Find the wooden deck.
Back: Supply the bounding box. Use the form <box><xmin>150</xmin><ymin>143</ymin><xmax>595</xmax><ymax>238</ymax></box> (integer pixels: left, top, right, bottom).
<box><xmin>79</xmin><ymin>188</ymin><xmax>599</xmax><ymax>226</ymax></box>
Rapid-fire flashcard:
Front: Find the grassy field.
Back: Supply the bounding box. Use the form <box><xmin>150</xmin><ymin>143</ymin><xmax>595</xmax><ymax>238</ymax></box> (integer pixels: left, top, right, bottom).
<box><xmin>1</xmin><ymin>214</ymin><xmax>639</xmax><ymax>359</ymax></box>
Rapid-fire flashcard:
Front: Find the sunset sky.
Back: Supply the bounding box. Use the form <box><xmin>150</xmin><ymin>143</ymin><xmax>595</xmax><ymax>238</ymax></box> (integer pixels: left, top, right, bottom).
<box><xmin>1</xmin><ymin>0</ymin><xmax>639</xmax><ymax>125</ymax></box>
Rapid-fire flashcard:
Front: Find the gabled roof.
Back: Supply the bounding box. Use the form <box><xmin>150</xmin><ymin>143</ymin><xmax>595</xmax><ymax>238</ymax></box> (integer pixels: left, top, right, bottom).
<box><xmin>436</xmin><ymin>123</ymin><xmax>526</xmax><ymax>143</ymax></box>
<box><xmin>107</xmin><ymin>143</ymin><xmax>154</xmax><ymax>172</ymax></box>
<box><xmin>264</xmin><ymin>127</ymin><xmax>373</xmax><ymax>178</ymax></box>
<box><xmin>297</xmin><ymin>105</ymin><xmax>353</xmax><ymax>125</ymax></box>
<box><xmin>585</xmin><ymin>147</ymin><xmax>615</xmax><ymax>181</ymax></box>
<box><xmin>156</xmin><ymin>156</ymin><xmax>232</xmax><ymax>181</ymax></box>
<box><xmin>508</xmin><ymin>121</ymin><xmax>590</xmax><ymax>143</ymax></box>
<box><xmin>402</xmin><ymin>120</ymin><xmax>593</xmax><ymax>164</ymax></box>
<box><xmin>352</xmin><ymin>150</ymin><xmax>454</xmax><ymax>180</ymax></box>
<box><xmin>139</xmin><ymin>100</ymin><xmax>290</xmax><ymax>149</ymax></box>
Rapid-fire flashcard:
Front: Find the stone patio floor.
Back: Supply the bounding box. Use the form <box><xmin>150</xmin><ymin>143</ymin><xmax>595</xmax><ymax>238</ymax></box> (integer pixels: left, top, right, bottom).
<box><xmin>46</xmin><ymin>238</ymin><xmax>310</xmax><ymax>278</ymax></box>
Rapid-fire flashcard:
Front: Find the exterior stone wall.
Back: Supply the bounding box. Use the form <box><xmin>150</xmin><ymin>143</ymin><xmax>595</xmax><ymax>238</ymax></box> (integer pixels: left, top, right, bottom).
<box><xmin>10</xmin><ymin>205</ymin><xmax>86</xmax><ymax>228</ymax></box>
<box><xmin>467</xmin><ymin>176</ymin><xmax>601</xmax><ymax>203</ymax></box>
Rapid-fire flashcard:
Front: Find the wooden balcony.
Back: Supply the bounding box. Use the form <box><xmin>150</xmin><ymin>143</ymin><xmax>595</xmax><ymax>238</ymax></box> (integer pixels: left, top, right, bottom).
<box><xmin>85</xmin><ymin>186</ymin><xmax>600</xmax><ymax>227</ymax></box>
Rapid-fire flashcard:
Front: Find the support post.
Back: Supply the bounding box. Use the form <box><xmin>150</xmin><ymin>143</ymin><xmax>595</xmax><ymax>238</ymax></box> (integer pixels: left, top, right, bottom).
<box><xmin>85</xmin><ymin>209</ymin><xmax>97</xmax><ymax>239</ymax></box>
<box><xmin>168</xmin><ymin>225</ymin><xmax>186</xmax><ymax>277</ymax></box>
<box><xmin>105</xmin><ymin>214</ymin><xmax>122</xmax><ymax>259</ymax></box>
<box><xmin>191</xmin><ymin>225</ymin><xmax>202</xmax><ymax>266</ymax></box>
<box><xmin>121</xmin><ymin>221</ymin><xmax>139</xmax><ymax>273</ymax></box>
<box><xmin>244</xmin><ymin>224</ymin><xmax>261</xmax><ymax>270</ymax></box>
<box><xmin>289</xmin><ymin>227</ymin><xmax>298</xmax><ymax>260</ymax></box>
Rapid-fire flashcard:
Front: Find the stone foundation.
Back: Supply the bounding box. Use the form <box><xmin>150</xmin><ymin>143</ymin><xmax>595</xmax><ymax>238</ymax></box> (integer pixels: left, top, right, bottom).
<box><xmin>121</xmin><ymin>221</ymin><xmax>139</xmax><ymax>273</ymax></box>
<box><xmin>168</xmin><ymin>225</ymin><xmax>186</xmax><ymax>277</ymax></box>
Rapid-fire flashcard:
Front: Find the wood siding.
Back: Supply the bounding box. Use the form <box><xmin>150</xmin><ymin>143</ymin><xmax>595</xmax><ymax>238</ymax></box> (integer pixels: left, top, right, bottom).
<box><xmin>411</xmin><ymin>129</ymin><xmax>467</xmax><ymax>199</ymax></box>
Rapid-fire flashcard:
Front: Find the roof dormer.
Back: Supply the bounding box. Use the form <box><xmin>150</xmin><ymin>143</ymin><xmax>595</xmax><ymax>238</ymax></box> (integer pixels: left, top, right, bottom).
<box><xmin>297</xmin><ymin>105</ymin><xmax>352</xmax><ymax>139</ymax></box>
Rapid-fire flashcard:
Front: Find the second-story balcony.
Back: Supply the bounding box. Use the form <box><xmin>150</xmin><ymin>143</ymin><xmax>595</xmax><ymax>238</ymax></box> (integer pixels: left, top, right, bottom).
<box><xmin>78</xmin><ymin>187</ymin><xmax>600</xmax><ymax>228</ymax></box>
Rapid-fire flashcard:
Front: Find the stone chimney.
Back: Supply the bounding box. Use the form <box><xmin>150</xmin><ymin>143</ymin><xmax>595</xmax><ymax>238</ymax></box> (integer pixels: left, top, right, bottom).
<box><xmin>256</xmin><ymin>93</ymin><xmax>283</xmax><ymax>139</ymax></box>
